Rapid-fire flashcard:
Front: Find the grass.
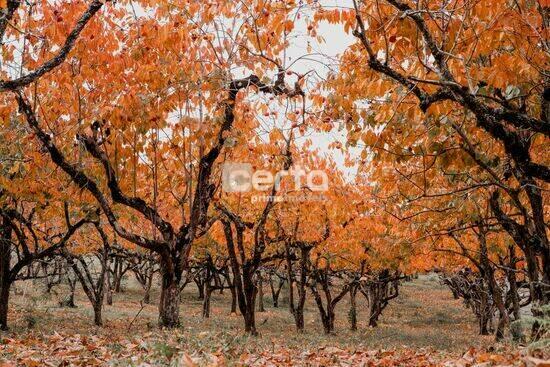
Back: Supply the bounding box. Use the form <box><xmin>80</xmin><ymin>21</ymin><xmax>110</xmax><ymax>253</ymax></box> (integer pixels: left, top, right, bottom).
<box><xmin>0</xmin><ymin>274</ymin><xmax>498</xmax><ymax>365</ymax></box>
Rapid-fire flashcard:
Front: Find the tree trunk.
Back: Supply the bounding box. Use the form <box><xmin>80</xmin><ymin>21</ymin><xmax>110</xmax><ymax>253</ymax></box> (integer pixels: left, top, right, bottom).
<box><xmin>194</xmin><ymin>276</ymin><xmax>205</xmax><ymax>300</ymax></box>
<box><xmin>321</xmin><ymin>314</ymin><xmax>331</xmax><ymax>334</ymax></box>
<box><xmin>0</xmin><ymin>219</ymin><xmax>12</xmax><ymax>330</ymax></box>
<box><xmin>158</xmin><ymin>268</ymin><xmax>180</xmax><ymax>328</ymax></box>
<box><xmin>0</xmin><ymin>280</ymin><xmax>9</xmax><ymax>331</ymax></box>
<box><xmin>478</xmin><ymin>227</ymin><xmax>509</xmax><ymax>341</ymax></box>
<box><xmin>202</xmin><ymin>287</ymin><xmax>212</xmax><ymax>318</ymax></box>
<box><xmin>257</xmin><ymin>276</ymin><xmax>265</xmax><ymax>312</ymax></box>
<box><xmin>285</xmin><ymin>243</ymin><xmax>296</xmax><ymax>315</ymax></box>
<box><xmin>202</xmin><ymin>263</ymin><xmax>213</xmax><ymax>319</ymax></box>
<box><xmin>67</xmin><ymin>276</ymin><xmax>77</xmax><ymax>308</ymax></box>
<box><xmin>349</xmin><ymin>284</ymin><xmax>358</xmax><ymax>331</ymax></box>
<box><xmin>93</xmin><ymin>303</ymin><xmax>103</xmax><ymax>326</ymax></box>
<box><xmin>143</xmin><ymin>273</ymin><xmax>153</xmax><ymax>304</ymax></box>
<box><xmin>480</xmin><ymin>312</ymin><xmax>490</xmax><ymax>335</ymax></box>
<box><xmin>289</xmin><ymin>245</ymin><xmax>309</xmax><ymax>332</ymax></box>
<box><xmin>310</xmin><ymin>279</ymin><xmax>345</xmax><ymax>335</ymax></box>
<box><xmin>368</xmin><ymin>299</ymin><xmax>381</xmax><ymax>327</ymax></box>
<box><xmin>105</xmin><ymin>265</ymin><xmax>113</xmax><ymax>306</ymax></box>
<box><xmin>269</xmin><ymin>276</ymin><xmax>283</xmax><ymax>308</ymax></box>
<box><xmin>229</xmin><ymin>278</ymin><xmax>237</xmax><ymax>314</ymax></box>
<box><xmin>294</xmin><ymin>276</ymin><xmax>306</xmax><ymax>332</ymax></box>
<box><xmin>243</xmin><ymin>268</ymin><xmax>258</xmax><ymax>335</ymax></box>
<box><xmin>479</xmin><ymin>291</ymin><xmax>491</xmax><ymax>335</ymax></box>
<box><xmin>244</xmin><ymin>306</ymin><xmax>257</xmax><ymax>335</ymax></box>
<box><xmin>222</xmin><ymin>220</ymin><xmax>259</xmax><ymax>335</ymax></box>
<box><xmin>507</xmin><ymin>246</ymin><xmax>521</xmax><ymax>321</ymax></box>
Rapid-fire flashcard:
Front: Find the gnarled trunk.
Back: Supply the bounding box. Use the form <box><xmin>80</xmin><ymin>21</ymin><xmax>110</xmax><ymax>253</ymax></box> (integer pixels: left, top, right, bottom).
<box><xmin>361</xmin><ymin>270</ymin><xmax>400</xmax><ymax>327</ymax></box>
<box><xmin>310</xmin><ymin>266</ymin><xmax>350</xmax><ymax>335</ymax></box>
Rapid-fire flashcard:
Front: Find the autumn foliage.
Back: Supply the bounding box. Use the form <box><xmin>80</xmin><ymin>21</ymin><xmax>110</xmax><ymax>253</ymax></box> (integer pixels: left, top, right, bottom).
<box><xmin>0</xmin><ymin>0</ymin><xmax>548</xmax><ymax>364</ymax></box>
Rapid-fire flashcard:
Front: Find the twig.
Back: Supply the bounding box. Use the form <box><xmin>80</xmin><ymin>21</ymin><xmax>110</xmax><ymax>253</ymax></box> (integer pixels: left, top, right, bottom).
<box><xmin>127</xmin><ymin>301</ymin><xmax>145</xmax><ymax>332</ymax></box>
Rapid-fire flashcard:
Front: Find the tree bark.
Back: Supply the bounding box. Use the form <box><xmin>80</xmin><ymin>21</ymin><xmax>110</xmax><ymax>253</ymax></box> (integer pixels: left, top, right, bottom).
<box><xmin>158</xmin><ymin>267</ymin><xmax>180</xmax><ymax>328</ymax></box>
<box><xmin>349</xmin><ymin>283</ymin><xmax>358</xmax><ymax>331</ymax></box>
<box><xmin>294</xmin><ymin>250</ymin><xmax>308</xmax><ymax>332</ymax></box>
<box><xmin>105</xmin><ymin>263</ymin><xmax>113</xmax><ymax>306</ymax></box>
<box><xmin>503</xmin><ymin>245</ymin><xmax>521</xmax><ymax>323</ymax></box>
<box><xmin>269</xmin><ymin>276</ymin><xmax>284</xmax><ymax>308</ymax></box>
<box><xmin>143</xmin><ymin>273</ymin><xmax>153</xmax><ymax>304</ymax></box>
<box><xmin>195</xmin><ymin>277</ymin><xmax>205</xmax><ymax>300</ymax></box>
<box><xmin>225</xmin><ymin>272</ymin><xmax>237</xmax><ymax>314</ymax></box>
<box><xmin>93</xmin><ymin>303</ymin><xmax>103</xmax><ymax>326</ymax></box>
<box><xmin>243</xmin><ymin>266</ymin><xmax>258</xmax><ymax>335</ymax></box>
<box><xmin>243</xmin><ymin>304</ymin><xmax>257</xmax><ymax>335</ymax></box>
<box><xmin>0</xmin><ymin>218</ymin><xmax>11</xmax><ymax>330</ymax></box>
<box><xmin>360</xmin><ymin>270</ymin><xmax>400</xmax><ymax>327</ymax></box>
<box><xmin>310</xmin><ymin>269</ymin><xmax>350</xmax><ymax>334</ymax></box>
<box><xmin>477</xmin><ymin>225</ymin><xmax>510</xmax><ymax>341</ymax></box>
<box><xmin>66</xmin><ymin>274</ymin><xmax>77</xmax><ymax>308</ymax></box>
<box><xmin>257</xmin><ymin>275</ymin><xmax>265</xmax><ymax>312</ymax></box>
<box><xmin>0</xmin><ymin>280</ymin><xmax>9</xmax><ymax>331</ymax></box>
<box><xmin>202</xmin><ymin>286</ymin><xmax>212</xmax><ymax>318</ymax></box>
<box><xmin>286</xmin><ymin>244</ymin><xmax>309</xmax><ymax>332</ymax></box>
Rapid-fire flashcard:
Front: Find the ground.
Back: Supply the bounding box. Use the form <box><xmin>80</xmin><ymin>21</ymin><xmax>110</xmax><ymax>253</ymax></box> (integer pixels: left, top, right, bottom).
<box><xmin>0</xmin><ymin>274</ymin><xmax>541</xmax><ymax>366</ymax></box>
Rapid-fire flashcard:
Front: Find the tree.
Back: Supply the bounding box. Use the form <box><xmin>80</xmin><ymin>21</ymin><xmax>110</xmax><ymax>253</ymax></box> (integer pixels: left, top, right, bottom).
<box><xmin>9</xmin><ymin>0</ymin><xmax>313</xmax><ymax>328</ymax></box>
<box><xmin>63</xmin><ymin>221</ymin><xmax>111</xmax><ymax>326</ymax></box>
<box><xmin>0</xmin><ymin>200</ymin><xmax>92</xmax><ymax>330</ymax></box>
<box><xmin>315</xmin><ymin>0</ymin><xmax>549</xmax><ymax>331</ymax></box>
